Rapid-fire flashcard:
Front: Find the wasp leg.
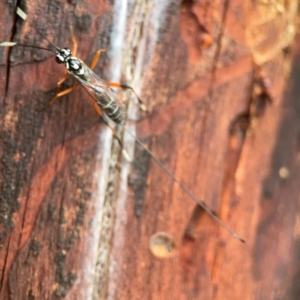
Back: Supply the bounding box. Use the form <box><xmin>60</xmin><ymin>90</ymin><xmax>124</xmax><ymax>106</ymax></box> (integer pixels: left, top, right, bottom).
<box><xmin>90</xmin><ymin>49</ymin><xmax>107</xmax><ymax>70</ymax></box>
<box><xmin>91</xmin><ymin>100</ymin><xmax>103</xmax><ymax>116</ymax></box>
<box><xmin>49</xmin><ymin>83</ymin><xmax>80</xmax><ymax>106</ymax></box>
<box><xmin>107</xmin><ymin>82</ymin><xmax>148</xmax><ymax>112</ymax></box>
<box><xmin>55</xmin><ymin>72</ymin><xmax>70</xmax><ymax>91</ymax></box>
<box><xmin>69</xmin><ymin>26</ymin><xmax>78</xmax><ymax>56</ymax></box>
<box><xmin>47</xmin><ymin>46</ymin><xmax>106</xmax><ymax>109</ymax></box>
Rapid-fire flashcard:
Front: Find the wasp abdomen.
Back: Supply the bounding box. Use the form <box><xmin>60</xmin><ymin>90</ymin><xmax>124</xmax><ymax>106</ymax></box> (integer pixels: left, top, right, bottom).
<box><xmin>96</xmin><ymin>94</ymin><xmax>124</xmax><ymax>125</ymax></box>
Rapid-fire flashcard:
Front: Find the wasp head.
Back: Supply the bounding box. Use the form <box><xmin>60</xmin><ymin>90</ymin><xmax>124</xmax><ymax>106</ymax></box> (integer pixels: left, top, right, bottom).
<box><xmin>55</xmin><ymin>47</ymin><xmax>83</xmax><ymax>75</ymax></box>
<box><xmin>55</xmin><ymin>48</ymin><xmax>72</xmax><ymax>64</ymax></box>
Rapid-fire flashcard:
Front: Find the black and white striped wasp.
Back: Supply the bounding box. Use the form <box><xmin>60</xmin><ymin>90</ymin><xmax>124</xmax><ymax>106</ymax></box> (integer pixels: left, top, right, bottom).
<box><xmin>43</xmin><ymin>29</ymin><xmax>146</xmax><ymax>157</ymax></box>
<box><xmin>6</xmin><ymin>17</ymin><xmax>244</xmax><ymax>243</ymax></box>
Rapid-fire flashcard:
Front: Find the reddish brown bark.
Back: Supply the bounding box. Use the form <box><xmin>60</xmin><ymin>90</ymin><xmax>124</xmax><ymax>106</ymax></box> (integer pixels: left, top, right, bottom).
<box><xmin>0</xmin><ymin>1</ymin><xmax>299</xmax><ymax>299</ymax></box>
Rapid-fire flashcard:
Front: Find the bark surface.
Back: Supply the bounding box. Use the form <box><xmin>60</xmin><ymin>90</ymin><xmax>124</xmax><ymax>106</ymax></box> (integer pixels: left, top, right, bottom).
<box><xmin>0</xmin><ymin>1</ymin><xmax>299</xmax><ymax>299</ymax></box>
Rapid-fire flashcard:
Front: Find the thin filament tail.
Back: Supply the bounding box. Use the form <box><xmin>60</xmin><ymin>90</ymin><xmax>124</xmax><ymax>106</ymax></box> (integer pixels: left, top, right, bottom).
<box><xmin>124</xmin><ymin>127</ymin><xmax>245</xmax><ymax>243</ymax></box>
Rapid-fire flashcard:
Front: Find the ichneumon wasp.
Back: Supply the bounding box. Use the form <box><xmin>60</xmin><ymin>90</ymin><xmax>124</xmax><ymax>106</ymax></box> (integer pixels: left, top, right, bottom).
<box><xmin>3</xmin><ymin>9</ymin><xmax>245</xmax><ymax>243</ymax></box>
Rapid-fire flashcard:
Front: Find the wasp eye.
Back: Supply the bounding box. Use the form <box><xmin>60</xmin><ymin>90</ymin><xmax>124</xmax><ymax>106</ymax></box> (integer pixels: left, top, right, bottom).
<box><xmin>55</xmin><ymin>55</ymin><xmax>64</xmax><ymax>64</ymax></box>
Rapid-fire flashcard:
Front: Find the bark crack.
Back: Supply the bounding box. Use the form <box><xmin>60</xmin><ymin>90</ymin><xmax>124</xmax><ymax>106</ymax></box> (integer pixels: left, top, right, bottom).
<box><xmin>0</xmin><ymin>2</ymin><xmax>23</xmax><ymax>295</ymax></box>
<box><xmin>0</xmin><ymin>236</ymin><xmax>12</xmax><ymax>294</ymax></box>
<box><xmin>208</xmin><ymin>0</ymin><xmax>230</xmax><ymax>94</ymax></box>
<box><xmin>210</xmin><ymin>59</ymin><xmax>274</xmax><ymax>298</ymax></box>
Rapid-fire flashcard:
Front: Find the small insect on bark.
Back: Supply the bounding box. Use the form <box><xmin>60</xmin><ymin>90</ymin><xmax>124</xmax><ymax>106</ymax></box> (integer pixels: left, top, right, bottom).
<box><xmin>2</xmin><ymin>8</ymin><xmax>245</xmax><ymax>243</ymax></box>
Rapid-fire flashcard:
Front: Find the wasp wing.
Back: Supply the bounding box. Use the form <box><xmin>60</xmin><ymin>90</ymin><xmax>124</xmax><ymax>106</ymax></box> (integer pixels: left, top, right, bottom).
<box><xmin>72</xmin><ymin>60</ymin><xmax>126</xmax><ymax>123</ymax></box>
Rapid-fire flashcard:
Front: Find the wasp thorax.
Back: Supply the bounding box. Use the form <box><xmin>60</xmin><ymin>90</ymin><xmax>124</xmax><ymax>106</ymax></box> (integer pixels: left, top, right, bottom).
<box><xmin>55</xmin><ymin>48</ymin><xmax>72</xmax><ymax>64</ymax></box>
<box><xmin>67</xmin><ymin>58</ymin><xmax>82</xmax><ymax>72</ymax></box>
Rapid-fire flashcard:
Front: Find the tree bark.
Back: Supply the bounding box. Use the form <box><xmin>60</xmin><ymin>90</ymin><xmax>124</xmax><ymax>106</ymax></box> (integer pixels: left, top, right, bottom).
<box><xmin>0</xmin><ymin>0</ymin><xmax>299</xmax><ymax>299</ymax></box>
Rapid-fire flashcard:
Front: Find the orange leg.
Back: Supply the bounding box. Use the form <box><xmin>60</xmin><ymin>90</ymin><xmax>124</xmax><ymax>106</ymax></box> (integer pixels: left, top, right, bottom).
<box><xmin>49</xmin><ymin>75</ymin><xmax>78</xmax><ymax>106</ymax></box>
<box><xmin>89</xmin><ymin>97</ymin><xmax>103</xmax><ymax>116</ymax></box>
<box><xmin>69</xmin><ymin>26</ymin><xmax>78</xmax><ymax>56</ymax></box>
<box><xmin>49</xmin><ymin>45</ymin><xmax>106</xmax><ymax>107</ymax></box>
<box><xmin>49</xmin><ymin>83</ymin><xmax>79</xmax><ymax>106</ymax></box>
<box><xmin>107</xmin><ymin>82</ymin><xmax>148</xmax><ymax>112</ymax></box>
<box><xmin>56</xmin><ymin>72</ymin><xmax>69</xmax><ymax>89</ymax></box>
<box><xmin>90</xmin><ymin>49</ymin><xmax>107</xmax><ymax>70</ymax></box>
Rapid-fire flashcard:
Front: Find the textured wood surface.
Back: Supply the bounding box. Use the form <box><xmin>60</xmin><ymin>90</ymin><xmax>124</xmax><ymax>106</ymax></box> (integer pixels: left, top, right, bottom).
<box><xmin>0</xmin><ymin>1</ymin><xmax>299</xmax><ymax>299</ymax></box>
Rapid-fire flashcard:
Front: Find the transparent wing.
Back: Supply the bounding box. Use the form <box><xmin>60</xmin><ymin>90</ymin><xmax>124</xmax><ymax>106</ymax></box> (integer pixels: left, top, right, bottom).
<box><xmin>72</xmin><ymin>61</ymin><xmax>125</xmax><ymax>112</ymax></box>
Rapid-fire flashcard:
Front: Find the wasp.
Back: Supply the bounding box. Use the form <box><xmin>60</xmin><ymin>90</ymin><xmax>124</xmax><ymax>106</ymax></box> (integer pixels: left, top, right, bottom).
<box><xmin>4</xmin><ymin>9</ymin><xmax>244</xmax><ymax>242</ymax></box>
<box><xmin>51</xmin><ymin>33</ymin><xmax>148</xmax><ymax>124</ymax></box>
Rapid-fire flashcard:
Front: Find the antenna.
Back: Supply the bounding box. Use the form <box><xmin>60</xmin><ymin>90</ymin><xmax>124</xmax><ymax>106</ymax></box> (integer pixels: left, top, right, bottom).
<box><xmin>35</xmin><ymin>27</ymin><xmax>60</xmax><ymax>50</ymax></box>
<box><xmin>15</xmin><ymin>43</ymin><xmax>55</xmax><ymax>53</ymax></box>
<box><xmin>15</xmin><ymin>7</ymin><xmax>60</xmax><ymax>52</ymax></box>
<box><xmin>33</xmin><ymin>24</ymin><xmax>61</xmax><ymax>51</ymax></box>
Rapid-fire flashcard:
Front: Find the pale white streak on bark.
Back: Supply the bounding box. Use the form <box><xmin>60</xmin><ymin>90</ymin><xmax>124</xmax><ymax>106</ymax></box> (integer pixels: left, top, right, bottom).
<box><xmin>71</xmin><ymin>1</ymin><xmax>127</xmax><ymax>299</ymax></box>
<box><xmin>68</xmin><ymin>124</ymin><xmax>113</xmax><ymax>300</ymax></box>
<box><xmin>106</xmin><ymin>1</ymin><xmax>175</xmax><ymax>298</ymax></box>
<box><xmin>104</xmin><ymin>1</ymin><xmax>129</xmax><ymax>300</ymax></box>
